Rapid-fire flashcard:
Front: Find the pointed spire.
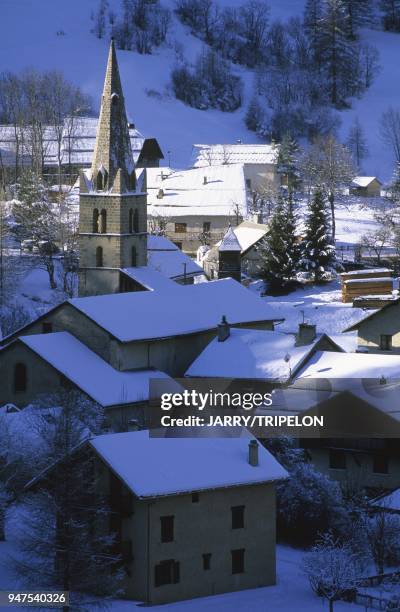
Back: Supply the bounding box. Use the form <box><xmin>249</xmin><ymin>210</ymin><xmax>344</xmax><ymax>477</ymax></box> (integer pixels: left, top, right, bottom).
<box><xmin>91</xmin><ymin>38</ymin><xmax>135</xmax><ymax>193</ymax></box>
<box><xmin>219</xmin><ymin>225</ymin><xmax>242</xmax><ymax>252</ymax></box>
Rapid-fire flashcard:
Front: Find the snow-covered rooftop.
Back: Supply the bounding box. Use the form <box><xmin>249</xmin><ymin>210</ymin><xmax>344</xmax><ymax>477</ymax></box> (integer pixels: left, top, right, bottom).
<box><xmin>121</xmin><ymin>266</ymin><xmax>178</xmax><ymax>291</ymax></box>
<box><xmin>0</xmin><ymin>118</ymin><xmax>146</xmax><ymax>167</ymax></box>
<box><xmin>69</xmin><ymin>279</ymin><xmax>279</xmax><ymax>342</ymax></box>
<box><xmin>298</xmin><ymin>350</ymin><xmax>400</xmax><ymax>380</ymax></box>
<box><xmin>219</xmin><ymin>226</ymin><xmax>242</xmax><ymax>252</ymax></box>
<box><xmin>20</xmin><ymin>332</ymin><xmax>170</xmax><ymax>407</ymax></box>
<box><xmin>147</xmin><ymin>235</ymin><xmax>203</xmax><ymax>279</ymax></box>
<box><xmin>185</xmin><ymin>328</ymin><xmax>327</xmax><ymax>381</ymax></box>
<box><xmin>146</xmin><ymin>164</ymin><xmax>249</xmax><ymax>218</ymax></box>
<box><xmin>192</xmin><ymin>144</ymin><xmax>279</xmax><ymax>167</ymax></box>
<box><xmin>352</xmin><ymin>176</ymin><xmax>381</xmax><ymax>188</ymax></box>
<box><xmin>341</xmin><ymin>268</ymin><xmax>392</xmax><ymax>277</ymax></box>
<box><xmin>90</xmin><ymin>429</ymin><xmax>288</xmax><ymax>498</ymax></box>
<box><xmin>372</xmin><ymin>489</ymin><xmax>400</xmax><ymax>511</ymax></box>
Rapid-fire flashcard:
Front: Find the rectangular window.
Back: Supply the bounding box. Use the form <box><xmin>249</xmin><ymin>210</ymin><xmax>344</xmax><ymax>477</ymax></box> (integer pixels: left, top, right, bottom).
<box><xmin>231</xmin><ymin>549</ymin><xmax>245</xmax><ymax>574</ymax></box>
<box><xmin>373</xmin><ymin>454</ymin><xmax>389</xmax><ymax>474</ymax></box>
<box><xmin>160</xmin><ymin>515</ymin><xmax>174</xmax><ymax>543</ymax></box>
<box><xmin>175</xmin><ymin>223</ymin><xmax>187</xmax><ymax>233</ymax></box>
<box><xmin>202</xmin><ymin>553</ymin><xmax>211</xmax><ymax>570</ymax></box>
<box><xmin>42</xmin><ymin>322</ymin><xmax>53</xmax><ymax>334</ymax></box>
<box><xmin>192</xmin><ymin>492</ymin><xmax>199</xmax><ymax>503</ymax></box>
<box><xmin>154</xmin><ymin>559</ymin><xmax>180</xmax><ymax>587</ymax></box>
<box><xmin>203</xmin><ymin>221</ymin><xmax>211</xmax><ymax>233</ymax></box>
<box><xmin>329</xmin><ymin>449</ymin><xmax>346</xmax><ymax>470</ymax></box>
<box><xmin>245</xmin><ymin>178</ymin><xmax>252</xmax><ymax>189</ymax></box>
<box><xmin>380</xmin><ymin>335</ymin><xmax>392</xmax><ymax>351</ymax></box>
<box><xmin>231</xmin><ymin>505</ymin><xmax>245</xmax><ymax>529</ymax></box>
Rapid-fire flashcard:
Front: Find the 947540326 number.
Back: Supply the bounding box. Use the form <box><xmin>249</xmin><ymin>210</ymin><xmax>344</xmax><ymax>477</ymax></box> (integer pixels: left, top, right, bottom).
<box><xmin>0</xmin><ymin>592</ymin><xmax>69</xmax><ymax>607</ymax></box>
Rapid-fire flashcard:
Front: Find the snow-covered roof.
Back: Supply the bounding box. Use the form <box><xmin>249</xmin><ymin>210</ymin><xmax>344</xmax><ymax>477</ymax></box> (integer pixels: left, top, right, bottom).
<box><xmin>351</xmin><ymin>176</ymin><xmax>381</xmax><ymax>188</ymax></box>
<box><xmin>372</xmin><ymin>489</ymin><xmax>400</xmax><ymax>511</ymax></box>
<box><xmin>192</xmin><ymin>144</ymin><xmax>279</xmax><ymax>167</ymax></box>
<box><xmin>327</xmin><ymin>332</ymin><xmax>358</xmax><ymax>353</ymax></box>
<box><xmin>90</xmin><ymin>429</ymin><xmax>288</xmax><ymax>498</ymax></box>
<box><xmin>219</xmin><ymin>226</ymin><xmax>242</xmax><ymax>252</ymax></box>
<box><xmin>341</xmin><ymin>268</ymin><xmax>392</xmax><ymax>277</ymax></box>
<box><xmin>147</xmin><ymin>235</ymin><xmax>203</xmax><ymax>279</ymax></box>
<box><xmin>146</xmin><ymin>164</ymin><xmax>249</xmax><ymax>218</ymax></box>
<box><xmin>343</xmin><ymin>277</ymin><xmax>393</xmax><ymax>285</ymax></box>
<box><xmin>69</xmin><ymin>279</ymin><xmax>280</xmax><ymax>343</ymax></box>
<box><xmin>185</xmin><ymin>328</ymin><xmax>324</xmax><ymax>381</ymax></box>
<box><xmin>298</xmin><ymin>350</ymin><xmax>400</xmax><ymax>379</ymax></box>
<box><xmin>0</xmin><ymin>118</ymin><xmax>146</xmax><ymax>167</ymax></box>
<box><xmin>344</xmin><ymin>299</ymin><xmax>399</xmax><ymax>331</ymax></box>
<box><xmin>19</xmin><ymin>332</ymin><xmax>170</xmax><ymax>407</ymax></box>
<box><xmin>121</xmin><ymin>266</ymin><xmax>178</xmax><ymax>291</ymax></box>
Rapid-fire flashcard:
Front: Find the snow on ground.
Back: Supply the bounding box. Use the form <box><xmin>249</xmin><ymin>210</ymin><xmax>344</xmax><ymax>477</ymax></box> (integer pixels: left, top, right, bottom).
<box><xmin>251</xmin><ymin>278</ymin><xmax>368</xmax><ymax>336</ymax></box>
<box><xmin>0</xmin><ymin>527</ymin><xmax>357</xmax><ymax>612</ymax></box>
<box><xmin>0</xmin><ymin>0</ymin><xmax>399</xmax><ymax>178</ymax></box>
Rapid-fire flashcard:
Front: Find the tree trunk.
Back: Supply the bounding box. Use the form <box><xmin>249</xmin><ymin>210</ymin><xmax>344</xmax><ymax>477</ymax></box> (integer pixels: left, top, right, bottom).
<box><xmin>328</xmin><ymin>191</ymin><xmax>336</xmax><ymax>242</ymax></box>
<box><xmin>329</xmin><ymin>599</ymin><xmax>334</xmax><ymax>612</ymax></box>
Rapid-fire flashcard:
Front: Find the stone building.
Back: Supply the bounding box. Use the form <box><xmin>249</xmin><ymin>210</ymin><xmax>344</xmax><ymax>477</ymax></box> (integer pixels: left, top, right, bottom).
<box><xmin>78</xmin><ymin>39</ymin><xmax>148</xmax><ymax>297</ymax></box>
<box><xmin>65</xmin><ymin>430</ymin><xmax>288</xmax><ymax>604</ymax></box>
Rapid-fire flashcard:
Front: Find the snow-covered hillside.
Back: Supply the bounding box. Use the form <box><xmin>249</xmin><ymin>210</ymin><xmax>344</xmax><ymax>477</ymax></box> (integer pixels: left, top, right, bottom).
<box><xmin>0</xmin><ymin>0</ymin><xmax>399</xmax><ymax>178</ymax></box>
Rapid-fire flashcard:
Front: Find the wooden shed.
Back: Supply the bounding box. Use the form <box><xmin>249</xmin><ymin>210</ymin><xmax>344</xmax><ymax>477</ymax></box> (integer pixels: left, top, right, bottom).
<box><xmin>342</xmin><ymin>278</ymin><xmax>393</xmax><ymax>304</ymax></box>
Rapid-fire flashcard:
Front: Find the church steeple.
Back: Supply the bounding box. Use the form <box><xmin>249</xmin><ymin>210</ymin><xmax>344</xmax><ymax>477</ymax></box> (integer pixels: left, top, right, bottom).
<box><xmin>90</xmin><ymin>38</ymin><xmax>136</xmax><ymax>193</ymax></box>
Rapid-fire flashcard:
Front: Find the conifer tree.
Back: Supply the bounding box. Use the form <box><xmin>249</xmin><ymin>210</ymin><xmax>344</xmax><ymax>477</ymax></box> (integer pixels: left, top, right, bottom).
<box><xmin>301</xmin><ymin>187</ymin><xmax>336</xmax><ymax>282</ymax></box>
<box><xmin>276</xmin><ymin>134</ymin><xmax>301</xmax><ymax>197</ymax></box>
<box><xmin>258</xmin><ymin>192</ymin><xmax>300</xmax><ymax>289</ymax></box>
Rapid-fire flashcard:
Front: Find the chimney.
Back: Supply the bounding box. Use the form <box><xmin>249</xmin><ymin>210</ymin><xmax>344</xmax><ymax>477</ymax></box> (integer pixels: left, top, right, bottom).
<box><xmin>128</xmin><ymin>419</ymin><xmax>139</xmax><ymax>432</ymax></box>
<box><xmin>248</xmin><ymin>440</ymin><xmax>259</xmax><ymax>466</ymax></box>
<box><xmin>203</xmin><ymin>176</ymin><xmax>207</xmax><ymax>185</ymax></box>
<box><xmin>217</xmin><ymin>315</ymin><xmax>230</xmax><ymax>342</ymax></box>
<box><xmin>157</xmin><ymin>188</ymin><xmax>164</xmax><ymax>199</ymax></box>
<box><xmin>296</xmin><ymin>323</ymin><xmax>317</xmax><ymax>346</ymax></box>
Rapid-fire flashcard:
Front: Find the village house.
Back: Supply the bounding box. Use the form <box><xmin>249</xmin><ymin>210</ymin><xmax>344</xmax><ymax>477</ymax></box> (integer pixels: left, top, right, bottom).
<box><xmin>202</xmin><ymin>221</ymin><xmax>269</xmax><ymax>279</ymax></box>
<box><xmin>344</xmin><ymin>297</ymin><xmax>400</xmax><ymax>353</ymax></box>
<box><xmin>185</xmin><ymin>322</ymin><xmax>346</xmax><ymax>383</ymax></box>
<box><xmin>192</xmin><ymin>143</ymin><xmax>280</xmax><ymax>193</ymax></box>
<box><xmin>0</xmin><ymin>118</ymin><xmax>163</xmax><ymax>186</ymax></box>
<box><xmin>350</xmin><ymin>176</ymin><xmax>382</xmax><ymax>197</ymax></box>
<box><xmin>145</xmin><ymin>164</ymin><xmax>250</xmax><ymax>255</ymax></box>
<box><xmin>56</xmin><ymin>430</ymin><xmax>288</xmax><ymax>604</ymax></box>
<box><xmin>285</xmin><ymin>352</ymin><xmax>400</xmax><ymax>492</ymax></box>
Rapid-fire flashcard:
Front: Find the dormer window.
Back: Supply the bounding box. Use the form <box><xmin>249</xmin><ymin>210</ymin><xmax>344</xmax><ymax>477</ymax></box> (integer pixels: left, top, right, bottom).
<box><xmin>111</xmin><ymin>92</ymin><xmax>119</xmax><ymax>106</ymax></box>
<box><xmin>96</xmin><ymin>166</ymin><xmax>108</xmax><ymax>191</ymax></box>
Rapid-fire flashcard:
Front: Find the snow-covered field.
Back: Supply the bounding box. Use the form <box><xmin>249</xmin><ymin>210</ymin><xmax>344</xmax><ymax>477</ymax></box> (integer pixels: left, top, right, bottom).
<box><xmin>0</xmin><ymin>0</ymin><xmax>399</xmax><ymax>178</ymax></box>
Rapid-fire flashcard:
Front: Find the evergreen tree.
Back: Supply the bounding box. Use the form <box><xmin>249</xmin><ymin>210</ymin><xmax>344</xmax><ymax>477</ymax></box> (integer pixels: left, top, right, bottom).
<box><xmin>304</xmin><ymin>0</ymin><xmax>324</xmax><ymax>61</ymax></box>
<box><xmin>318</xmin><ymin>0</ymin><xmax>359</xmax><ymax>106</ymax></box>
<box><xmin>301</xmin><ymin>187</ymin><xmax>336</xmax><ymax>282</ymax></box>
<box><xmin>258</xmin><ymin>192</ymin><xmax>300</xmax><ymax>289</ymax></box>
<box><xmin>346</xmin><ymin>117</ymin><xmax>369</xmax><ymax>170</ymax></box>
<box><xmin>245</xmin><ymin>96</ymin><xmax>264</xmax><ymax>132</ymax></box>
<box><xmin>342</xmin><ymin>0</ymin><xmax>373</xmax><ymax>39</ymax></box>
<box><xmin>380</xmin><ymin>0</ymin><xmax>400</xmax><ymax>31</ymax></box>
<box><xmin>276</xmin><ymin>134</ymin><xmax>301</xmax><ymax>197</ymax></box>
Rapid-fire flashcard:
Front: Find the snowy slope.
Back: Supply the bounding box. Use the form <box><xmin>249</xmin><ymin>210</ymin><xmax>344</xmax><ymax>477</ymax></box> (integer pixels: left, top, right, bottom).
<box><xmin>0</xmin><ymin>0</ymin><xmax>398</xmax><ymax>176</ymax></box>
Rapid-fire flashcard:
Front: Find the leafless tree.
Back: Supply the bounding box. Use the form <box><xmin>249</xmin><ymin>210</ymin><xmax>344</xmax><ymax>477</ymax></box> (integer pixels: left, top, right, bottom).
<box><xmin>381</xmin><ymin>107</ymin><xmax>400</xmax><ymax>164</ymax></box>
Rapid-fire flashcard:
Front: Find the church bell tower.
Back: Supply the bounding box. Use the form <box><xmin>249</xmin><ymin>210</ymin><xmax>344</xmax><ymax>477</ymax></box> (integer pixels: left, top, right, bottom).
<box><xmin>78</xmin><ymin>39</ymin><xmax>147</xmax><ymax>297</ymax></box>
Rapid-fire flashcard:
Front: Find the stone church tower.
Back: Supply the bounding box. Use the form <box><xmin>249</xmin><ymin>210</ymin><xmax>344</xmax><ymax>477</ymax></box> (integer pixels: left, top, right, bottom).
<box><xmin>78</xmin><ymin>39</ymin><xmax>147</xmax><ymax>297</ymax></box>
<box><xmin>218</xmin><ymin>225</ymin><xmax>242</xmax><ymax>283</ymax></box>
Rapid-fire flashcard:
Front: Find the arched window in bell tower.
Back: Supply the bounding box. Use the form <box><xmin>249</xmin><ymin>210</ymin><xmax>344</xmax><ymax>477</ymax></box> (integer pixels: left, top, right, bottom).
<box><xmin>133</xmin><ymin>209</ymin><xmax>139</xmax><ymax>233</ymax></box>
<box><xmin>111</xmin><ymin>92</ymin><xmax>119</xmax><ymax>107</ymax></box>
<box><xmin>129</xmin><ymin>171</ymin><xmax>136</xmax><ymax>191</ymax></box>
<box><xmin>100</xmin><ymin>209</ymin><xmax>107</xmax><ymax>233</ymax></box>
<box><xmin>93</xmin><ymin>208</ymin><xmax>99</xmax><ymax>233</ymax></box>
<box><xmin>129</xmin><ymin>209</ymin><xmax>133</xmax><ymax>233</ymax></box>
<box><xmin>96</xmin><ymin>246</ymin><xmax>103</xmax><ymax>268</ymax></box>
<box><xmin>131</xmin><ymin>246</ymin><xmax>137</xmax><ymax>267</ymax></box>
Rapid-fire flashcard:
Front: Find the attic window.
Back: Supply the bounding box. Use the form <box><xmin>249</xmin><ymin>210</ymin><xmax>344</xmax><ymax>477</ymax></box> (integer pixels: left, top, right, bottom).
<box><xmin>111</xmin><ymin>92</ymin><xmax>119</xmax><ymax>106</ymax></box>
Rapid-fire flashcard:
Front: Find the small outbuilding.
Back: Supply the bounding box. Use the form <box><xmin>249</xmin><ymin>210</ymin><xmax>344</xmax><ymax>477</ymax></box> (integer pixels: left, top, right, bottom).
<box><xmin>350</xmin><ymin>176</ymin><xmax>382</xmax><ymax>197</ymax></box>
